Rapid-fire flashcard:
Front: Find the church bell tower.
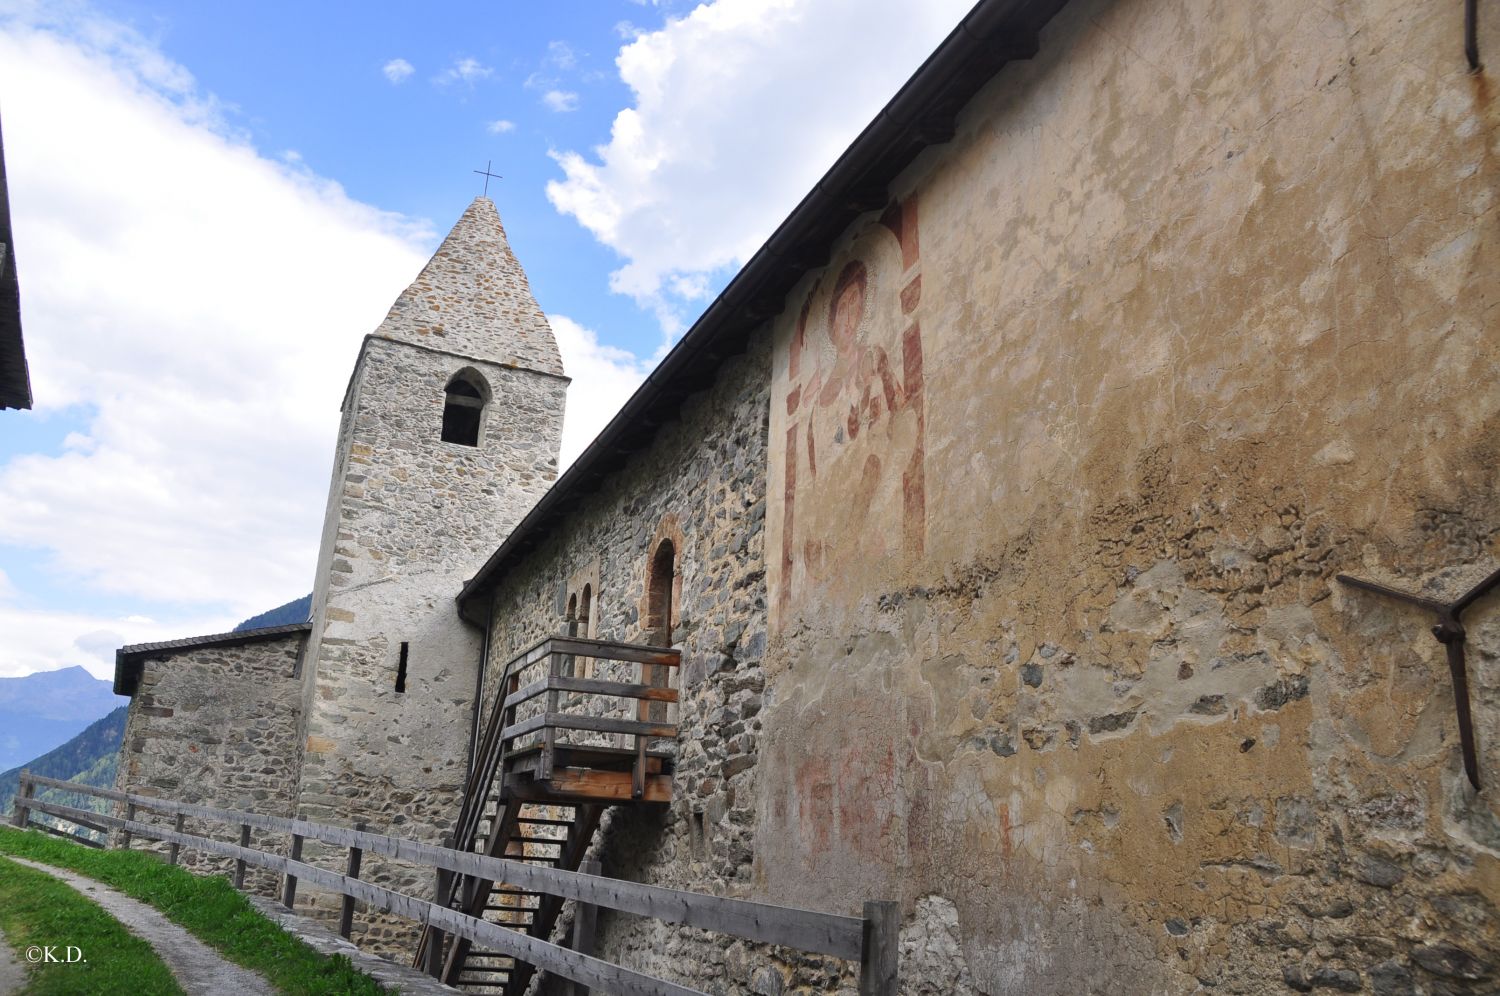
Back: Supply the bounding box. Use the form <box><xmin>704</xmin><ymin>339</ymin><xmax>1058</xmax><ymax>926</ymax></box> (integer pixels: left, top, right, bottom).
<box><xmin>293</xmin><ymin>198</ymin><xmax>566</xmax><ymax>946</ymax></box>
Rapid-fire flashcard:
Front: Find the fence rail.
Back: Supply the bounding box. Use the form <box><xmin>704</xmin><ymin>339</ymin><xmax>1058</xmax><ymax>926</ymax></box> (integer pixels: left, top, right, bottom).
<box><xmin>8</xmin><ymin>770</ymin><xmax>899</xmax><ymax>995</ymax></box>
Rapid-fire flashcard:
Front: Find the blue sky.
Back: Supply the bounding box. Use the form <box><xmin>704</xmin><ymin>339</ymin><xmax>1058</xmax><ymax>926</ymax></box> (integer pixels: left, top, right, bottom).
<box><xmin>81</xmin><ymin>0</ymin><xmax>679</xmax><ymax>350</ymax></box>
<box><xmin>0</xmin><ymin>0</ymin><xmax>979</xmax><ymax>679</ymax></box>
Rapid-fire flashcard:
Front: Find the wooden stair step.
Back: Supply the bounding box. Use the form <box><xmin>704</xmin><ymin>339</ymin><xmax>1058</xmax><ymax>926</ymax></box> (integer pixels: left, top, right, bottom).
<box><xmin>514</xmin><ymin>816</ymin><xmax>575</xmax><ymax>827</ymax></box>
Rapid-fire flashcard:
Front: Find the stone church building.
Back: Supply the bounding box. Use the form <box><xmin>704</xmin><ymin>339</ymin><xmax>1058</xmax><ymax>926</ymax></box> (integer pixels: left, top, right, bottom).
<box><xmin>112</xmin><ymin>0</ymin><xmax>1497</xmax><ymax>992</ymax></box>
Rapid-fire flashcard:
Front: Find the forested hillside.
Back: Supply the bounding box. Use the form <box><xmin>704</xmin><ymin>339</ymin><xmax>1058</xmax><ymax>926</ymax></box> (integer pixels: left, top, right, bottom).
<box><xmin>0</xmin><ymin>706</ymin><xmax>127</xmax><ymax>841</ymax></box>
<box><xmin>233</xmin><ymin>593</ymin><xmax>311</xmax><ymax>631</ymax></box>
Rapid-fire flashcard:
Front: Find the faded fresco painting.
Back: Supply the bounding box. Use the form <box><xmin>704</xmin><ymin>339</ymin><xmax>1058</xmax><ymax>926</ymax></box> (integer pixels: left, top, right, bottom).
<box><xmin>775</xmin><ymin>196</ymin><xmax>926</xmax><ymax>624</ymax></box>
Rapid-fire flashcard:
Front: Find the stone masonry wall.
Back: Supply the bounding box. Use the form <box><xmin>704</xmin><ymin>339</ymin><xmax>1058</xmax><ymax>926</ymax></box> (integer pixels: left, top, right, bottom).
<box><xmin>115</xmin><ymin>632</ymin><xmax>305</xmax><ymax>898</ymax></box>
<box><xmin>482</xmin><ymin>338</ymin><xmax>771</xmax><ymax>989</ymax></box>
<box><xmin>493</xmin><ymin>1</ymin><xmax>1496</xmax><ymax>993</ymax></box>
<box><xmin>297</xmin><ymin>333</ymin><xmax>566</xmax><ymax>956</ymax></box>
<box><xmin>757</xmin><ymin>0</ymin><xmax>1500</xmax><ymax>993</ymax></box>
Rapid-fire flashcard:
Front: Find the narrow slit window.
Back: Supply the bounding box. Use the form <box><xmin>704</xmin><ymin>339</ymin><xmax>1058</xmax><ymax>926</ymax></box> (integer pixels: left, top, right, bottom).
<box><xmin>396</xmin><ymin>642</ymin><xmax>409</xmax><ymax>693</ymax></box>
<box><xmin>441</xmin><ymin>371</ymin><xmax>488</xmax><ymax>446</ymax></box>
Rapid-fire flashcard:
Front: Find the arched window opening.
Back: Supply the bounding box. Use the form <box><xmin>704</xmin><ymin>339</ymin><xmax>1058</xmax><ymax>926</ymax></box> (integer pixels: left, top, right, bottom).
<box><xmin>643</xmin><ymin>542</ymin><xmax>675</xmax><ymax>723</ymax></box>
<box><xmin>577</xmin><ymin>584</ymin><xmax>594</xmax><ymax>678</ymax></box>
<box><xmin>646</xmin><ymin>540</ymin><xmax>675</xmax><ymax>648</ymax></box>
<box><xmin>441</xmin><ymin>371</ymin><xmax>488</xmax><ymax>446</ymax></box>
<box><xmin>643</xmin><ymin>540</ymin><xmax>676</xmax><ymax>723</ymax></box>
<box><xmin>563</xmin><ymin>592</ymin><xmax>580</xmax><ymax>677</ymax></box>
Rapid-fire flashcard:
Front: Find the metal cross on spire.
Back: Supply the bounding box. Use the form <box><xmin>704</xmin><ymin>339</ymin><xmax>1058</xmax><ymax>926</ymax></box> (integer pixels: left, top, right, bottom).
<box><xmin>473</xmin><ymin>160</ymin><xmax>503</xmax><ymax>197</ymax></box>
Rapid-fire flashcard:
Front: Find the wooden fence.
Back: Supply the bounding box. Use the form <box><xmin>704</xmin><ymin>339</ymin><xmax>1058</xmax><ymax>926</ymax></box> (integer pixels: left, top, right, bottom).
<box><xmin>8</xmin><ymin>770</ymin><xmax>898</xmax><ymax>995</ymax></box>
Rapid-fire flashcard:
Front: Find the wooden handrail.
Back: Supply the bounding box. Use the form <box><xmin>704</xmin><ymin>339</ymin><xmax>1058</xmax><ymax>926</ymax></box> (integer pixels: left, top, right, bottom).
<box><xmin>22</xmin><ymin>796</ymin><xmax>704</xmax><ymax>996</ymax></box>
<box><xmin>10</xmin><ymin>772</ymin><xmax>876</xmax><ymax>963</ymax></box>
<box><xmin>501</xmin><ymin>712</ymin><xmax>678</xmax><ymax>743</ymax></box>
<box><xmin>508</xmin><ymin>634</ymin><xmax>681</xmax><ymax>669</ymax></box>
<box><xmin>505</xmin><ymin>674</ymin><xmax>680</xmax><ymax>709</ymax></box>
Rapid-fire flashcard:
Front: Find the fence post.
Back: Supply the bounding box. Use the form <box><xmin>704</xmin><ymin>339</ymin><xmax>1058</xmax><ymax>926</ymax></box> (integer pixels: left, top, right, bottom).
<box><xmin>570</xmin><ymin>858</ymin><xmax>602</xmax><ymax>996</ymax></box>
<box><xmin>10</xmin><ymin>770</ymin><xmax>32</xmax><ymax>828</ymax></box>
<box><xmin>119</xmin><ymin>802</ymin><xmax>137</xmax><ymax>850</ymax></box>
<box><xmin>425</xmin><ymin>834</ymin><xmax>452</xmax><ymax>978</ymax></box>
<box><xmin>541</xmin><ymin>651</ymin><xmax>561</xmax><ymax>780</ymax></box>
<box><xmin>167</xmin><ymin>812</ymin><xmax>186</xmax><ymax>865</ymax></box>
<box><xmin>234</xmin><ymin>824</ymin><xmax>250</xmax><ymax>889</ymax></box>
<box><xmin>858</xmin><ymin>900</ymin><xmax>899</xmax><ymax>996</ymax></box>
<box><xmin>339</xmin><ymin>822</ymin><xmax>365</xmax><ymax>940</ymax></box>
<box><xmin>281</xmin><ymin>833</ymin><xmax>304</xmax><ymax>909</ymax></box>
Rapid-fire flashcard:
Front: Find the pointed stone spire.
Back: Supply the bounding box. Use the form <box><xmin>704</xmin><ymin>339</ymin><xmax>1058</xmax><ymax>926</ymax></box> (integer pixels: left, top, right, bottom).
<box><xmin>373</xmin><ymin>197</ymin><xmax>564</xmax><ymax>377</ymax></box>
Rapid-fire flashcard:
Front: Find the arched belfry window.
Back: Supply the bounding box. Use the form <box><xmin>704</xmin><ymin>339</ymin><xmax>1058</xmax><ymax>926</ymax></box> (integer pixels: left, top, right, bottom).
<box><xmin>441</xmin><ymin>370</ymin><xmax>488</xmax><ymax>446</ymax></box>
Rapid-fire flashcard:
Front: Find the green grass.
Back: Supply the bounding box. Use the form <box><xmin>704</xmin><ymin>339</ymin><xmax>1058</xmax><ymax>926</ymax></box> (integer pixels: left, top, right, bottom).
<box><xmin>0</xmin><ymin>853</ymin><xmax>184</xmax><ymax>995</ymax></box>
<box><xmin>0</xmin><ymin>827</ymin><xmax>392</xmax><ymax>995</ymax></box>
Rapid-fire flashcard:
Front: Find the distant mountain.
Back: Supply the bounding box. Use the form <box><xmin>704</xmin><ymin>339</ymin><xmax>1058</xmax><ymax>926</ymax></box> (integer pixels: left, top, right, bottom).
<box><xmin>234</xmin><ymin>593</ymin><xmax>312</xmax><ymax>632</ymax></box>
<box><xmin>0</xmin><ymin>705</ymin><xmax>127</xmax><ymax>842</ymax></box>
<box><xmin>0</xmin><ymin>666</ymin><xmax>120</xmax><ymax>772</ymax></box>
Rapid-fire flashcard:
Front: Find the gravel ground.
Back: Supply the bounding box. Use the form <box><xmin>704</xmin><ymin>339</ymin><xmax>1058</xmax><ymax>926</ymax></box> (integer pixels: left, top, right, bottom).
<box><xmin>0</xmin><ymin>928</ymin><xmax>25</xmax><ymax>996</ymax></box>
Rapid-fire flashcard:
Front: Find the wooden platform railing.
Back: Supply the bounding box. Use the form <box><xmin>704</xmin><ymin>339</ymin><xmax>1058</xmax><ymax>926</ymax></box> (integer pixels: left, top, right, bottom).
<box><xmin>8</xmin><ymin>771</ymin><xmax>899</xmax><ymax>996</ymax></box>
<box><xmin>500</xmin><ymin>635</ymin><xmax>681</xmax><ymax>799</ymax></box>
<box><xmin>449</xmin><ymin>635</ymin><xmax>682</xmax><ymax>861</ymax></box>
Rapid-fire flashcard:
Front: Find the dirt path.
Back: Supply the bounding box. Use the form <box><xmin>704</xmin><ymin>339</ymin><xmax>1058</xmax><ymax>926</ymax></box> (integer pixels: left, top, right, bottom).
<box><xmin>7</xmin><ymin>857</ymin><xmax>274</xmax><ymax>996</ymax></box>
<box><xmin>0</xmin><ymin>929</ymin><xmax>25</xmax><ymax>996</ymax></box>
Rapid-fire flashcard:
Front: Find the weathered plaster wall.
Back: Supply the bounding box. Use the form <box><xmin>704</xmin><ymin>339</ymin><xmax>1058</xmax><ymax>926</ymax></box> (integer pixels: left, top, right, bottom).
<box><xmin>296</xmin><ymin>334</ymin><xmax>566</xmax><ymax>954</ymax></box>
<box><xmin>115</xmin><ymin>633</ymin><xmax>305</xmax><ymax>897</ymax></box>
<box><xmin>482</xmin><ymin>340</ymin><xmax>771</xmax><ymax>986</ymax></box>
<box><xmin>759</xmin><ymin>0</ymin><xmax>1500</xmax><ymax>993</ymax></box>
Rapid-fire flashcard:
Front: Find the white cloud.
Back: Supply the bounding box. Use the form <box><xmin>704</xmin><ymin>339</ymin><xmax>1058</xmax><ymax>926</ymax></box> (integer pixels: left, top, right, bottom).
<box><xmin>487</xmin><ymin>119</ymin><xmax>516</xmax><ymax>135</ymax></box>
<box><xmin>0</xmin><ymin>9</ymin><xmax>433</xmax><ymax>673</ymax></box>
<box><xmin>547</xmin><ymin>0</ymin><xmax>975</xmax><ymax>332</ymax></box>
<box><xmin>0</xmin><ymin>604</ymin><xmax>231</xmax><ymax>680</ymax></box>
<box><xmin>436</xmin><ymin>56</ymin><xmax>493</xmax><ymax>85</ymax></box>
<box><xmin>382</xmin><ymin>57</ymin><xmax>414</xmax><ymax>84</ymax></box>
<box><xmin>546</xmin><ymin>40</ymin><xmax>577</xmax><ymax>70</ymax></box>
<box><xmin>548</xmin><ymin>314</ymin><xmax>649</xmax><ymax>469</ymax></box>
<box><xmin>73</xmin><ymin>629</ymin><xmax>125</xmax><ymax>664</ymax></box>
<box><xmin>542</xmin><ymin>89</ymin><xmax>579</xmax><ymax>113</ymax></box>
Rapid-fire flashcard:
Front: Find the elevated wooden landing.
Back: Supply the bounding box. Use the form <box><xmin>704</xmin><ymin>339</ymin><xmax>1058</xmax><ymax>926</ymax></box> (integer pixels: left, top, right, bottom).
<box><xmin>415</xmin><ymin>635</ymin><xmax>681</xmax><ymax>994</ymax></box>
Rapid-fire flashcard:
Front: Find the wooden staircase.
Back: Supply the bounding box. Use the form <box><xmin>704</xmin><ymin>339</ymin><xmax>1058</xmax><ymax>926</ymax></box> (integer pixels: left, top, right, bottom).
<box><xmin>415</xmin><ymin>636</ymin><xmax>680</xmax><ymax>993</ymax></box>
